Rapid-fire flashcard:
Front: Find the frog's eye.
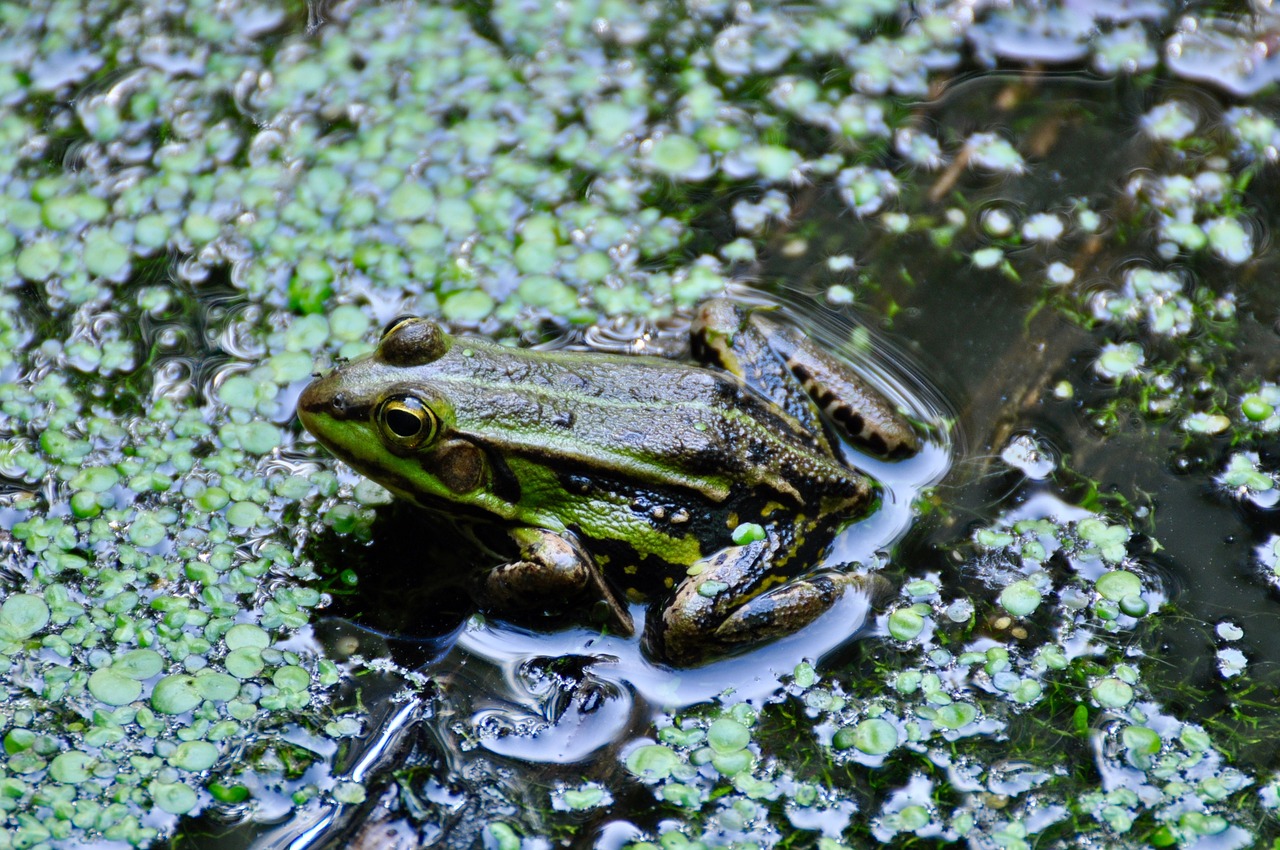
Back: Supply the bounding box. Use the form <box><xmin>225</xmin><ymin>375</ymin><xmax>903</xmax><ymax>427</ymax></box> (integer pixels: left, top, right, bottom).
<box><xmin>380</xmin><ymin>315</ymin><xmax>418</xmax><ymax>340</ymax></box>
<box><xmin>377</xmin><ymin>395</ymin><xmax>438</xmax><ymax>449</ymax></box>
<box><xmin>379</xmin><ymin>317</ymin><xmax>448</xmax><ymax>366</ymax></box>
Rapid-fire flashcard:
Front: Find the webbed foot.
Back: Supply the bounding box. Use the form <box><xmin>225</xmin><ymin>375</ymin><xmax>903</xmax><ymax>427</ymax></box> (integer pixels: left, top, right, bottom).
<box><xmin>646</xmin><ymin>536</ymin><xmax>886</xmax><ymax>664</ymax></box>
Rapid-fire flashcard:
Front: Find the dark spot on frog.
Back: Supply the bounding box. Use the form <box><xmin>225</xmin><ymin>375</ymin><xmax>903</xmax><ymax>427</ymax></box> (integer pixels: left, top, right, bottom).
<box><xmin>863</xmin><ymin>432</ymin><xmax>890</xmax><ymax>456</ymax></box>
<box><xmin>551</xmin><ymin>410</ymin><xmax>574</xmax><ymax>428</ymax></box>
<box><xmin>833</xmin><ymin>406</ymin><xmax>866</xmax><ymax>436</ymax></box>
<box><xmin>564</xmin><ymin>474</ymin><xmax>592</xmax><ymax>494</ymax></box>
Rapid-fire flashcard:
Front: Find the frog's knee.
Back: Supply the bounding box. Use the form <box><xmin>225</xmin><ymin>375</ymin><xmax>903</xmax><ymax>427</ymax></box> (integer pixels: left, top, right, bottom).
<box><xmin>690</xmin><ymin>299</ymin><xmax>751</xmax><ymax>369</ymax></box>
<box><xmin>646</xmin><ymin>593</ymin><xmax>718</xmax><ymax>666</ymax></box>
<box><xmin>482</xmin><ymin>529</ymin><xmax>635</xmax><ymax>636</ymax></box>
<box><xmin>479</xmin><ymin>558</ymin><xmax>581</xmax><ymax>613</ymax></box>
<box><xmin>693</xmin><ymin>298</ymin><xmax>749</xmax><ymax>334</ymax></box>
<box><xmin>643</xmin><ymin>544</ymin><xmax>764</xmax><ymax>664</ymax></box>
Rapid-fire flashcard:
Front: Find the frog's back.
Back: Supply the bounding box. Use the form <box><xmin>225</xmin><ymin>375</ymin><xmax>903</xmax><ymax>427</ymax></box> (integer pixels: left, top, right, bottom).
<box><xmin>433</xmin><ymin>338</ymin><xmax>871</xmax><ymax>515</ymax></box>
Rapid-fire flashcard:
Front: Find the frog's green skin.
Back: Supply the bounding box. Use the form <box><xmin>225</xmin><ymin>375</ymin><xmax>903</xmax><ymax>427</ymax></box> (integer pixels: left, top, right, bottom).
<box><xmin>298</xmin><ymin>300</ymin><xmax>919</xmax><ymax>664</ymax></box>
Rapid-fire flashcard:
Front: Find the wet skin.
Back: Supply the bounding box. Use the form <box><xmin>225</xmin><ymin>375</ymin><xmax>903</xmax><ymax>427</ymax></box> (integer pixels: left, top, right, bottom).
<box><xmin>298</xmin><ymin>299</ymin><xmax>919</xmax><ymax>664</ymax></box>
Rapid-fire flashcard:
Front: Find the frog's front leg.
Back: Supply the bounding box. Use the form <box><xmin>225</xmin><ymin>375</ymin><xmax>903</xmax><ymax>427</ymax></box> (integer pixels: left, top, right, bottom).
<box><xmin>647</xmin><ymin>537</ymin><xmax>885</xmax><ymax>664</ymax></box>
<box><xmin>694</xmin><ymin>299</ymin><xmax>920</xmax><ymax>459</ymax></box>
<box><xmin>478</xmin><ymin>526</ymin><xmax>634</xmax><ymax>636</ymax></box>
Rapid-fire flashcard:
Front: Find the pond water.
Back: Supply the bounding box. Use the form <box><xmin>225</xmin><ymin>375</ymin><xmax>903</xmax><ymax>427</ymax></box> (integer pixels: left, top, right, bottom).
<box><xmin>1</xmin><ymin>1</ymin><xmax>1279</xmax><ymax>849</ymax></box>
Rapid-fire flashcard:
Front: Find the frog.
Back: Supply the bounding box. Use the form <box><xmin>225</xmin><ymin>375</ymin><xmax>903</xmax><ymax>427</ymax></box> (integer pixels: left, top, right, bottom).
<box><xmin>296</xmin><ymin>299</ymin><xmax>920</xmax><ymax>664</ymax></box>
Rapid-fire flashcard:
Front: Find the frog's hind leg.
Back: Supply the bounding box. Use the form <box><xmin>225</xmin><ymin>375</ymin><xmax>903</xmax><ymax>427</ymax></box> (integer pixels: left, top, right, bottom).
<box><xmin>711</xmin><ymin>571</ymin><xmax>888</xmax><ymax>646</ymax></box>
<box><xmin>647</xmin><ymin>536</ymin><xmax>886</xmax><ymax>664</ymax></box>
<box><xmin>692</xmin><ymin>299</ymin><xmax>834</xmax><ymax>453</ymax></box>
<box><xmin>478</xmin><ymin>527</ymin><xmax>635</xmax><ymax>637</ymax></box>
<box><xmin>693</xmin><ymin>299</ymin><xmax>920</xmax><ymax>459</ymax></box>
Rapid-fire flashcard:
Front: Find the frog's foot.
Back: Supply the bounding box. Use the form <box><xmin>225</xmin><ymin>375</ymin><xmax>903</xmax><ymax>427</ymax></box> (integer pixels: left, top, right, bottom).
<box><xmin>478</xmin><ymin>527</ymin><xmax>634</xmax><ymax>637</ymax></box>
<box><xmin>645</xmin><ymin>539</ymin><xmax>885</xmax><ymax>665</ymax></box>
<box><xmin>693</xmin><ymin>298</ymin><xmax>920</xmax><ymax>459</ymax></box>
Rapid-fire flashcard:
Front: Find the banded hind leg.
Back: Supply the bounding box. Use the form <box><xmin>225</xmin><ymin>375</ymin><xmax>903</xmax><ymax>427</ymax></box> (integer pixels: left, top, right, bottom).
<box><xmin>692</xmin><ymin>299</ymin><xmax>920</xmax><ymax>459</ymax></box>
<box><xmin>645</xmin><ymin>534</ymin><xmax>888</xmax><ymax>665</ymax></box>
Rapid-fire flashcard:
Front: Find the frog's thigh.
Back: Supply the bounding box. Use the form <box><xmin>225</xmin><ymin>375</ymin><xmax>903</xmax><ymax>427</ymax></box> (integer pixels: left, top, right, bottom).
<box><xmin>479</xmin><ymin>527</ymin><xmax>634</xmax><ymax>636</ymax></box>
<box><xmin>654</xmin><ymin>541</ymin><xmax>880</xmax><ymax>663</ymax></box>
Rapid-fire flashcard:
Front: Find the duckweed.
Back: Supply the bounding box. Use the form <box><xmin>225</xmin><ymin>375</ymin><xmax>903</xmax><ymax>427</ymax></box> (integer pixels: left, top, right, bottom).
<box><xmin>87</xmin><ymin>668</ymin><xmax>142</xmax><ymax>706</ymax></box>
<box><xmin>150</xmin><ymin>782</ymin><xmax>198</xmax><ymax>815</ymax></box>
<box><xmin>0</xmin><ymin>595</ymin><xmax>50</xmax><ymax>640</ymax></box>
<box><xmin>1</xmin><ymin>0</ymin><xmax>1277</xmax><ymax>846</ymax></box>
<box><xmin>706</xmin><ymin>719</ymin><xmax>750</xmax><ymax>754</ymax></box>
<box><xmin>1091</xmin><ymin>678</ymin><xmax>1135</xmax><ymax>709</ymax></box>
<box><xmin>846</xmin><ymin>718</ymin><xmax>897</xmax><ymax>756</ymax></box>
<box><xmin>626</xmin><ymin>745</ymin><xmax>681</xmax><ymax>781</ymax></box>
<box><xmin>886</xmin><ymin>606</ymin><xmax>925</xmax><ymax>641</ymax></box>
<box><xmin>1094</xmin><ymin>570</ymin><xmax>1142</xmax><ymax>602</ymax></box>
<box><xmin>168</xmin><ymin>741</ymin><xmax>219</xmax><ymax>772</ymax></box>
<box><xmin>998</xmin><ymin>581</ymin><xmax>1042</xmax><ymax>617</ymax></box>
<box><xmin>150</xmin><ymin>676</ymin><xmax>203</xmax><ymax>715</ymax></box>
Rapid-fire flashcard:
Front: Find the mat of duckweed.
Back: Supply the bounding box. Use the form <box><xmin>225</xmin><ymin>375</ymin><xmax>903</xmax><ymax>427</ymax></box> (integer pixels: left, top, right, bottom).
<box><xmin>2</xmin><ymin>1</ymin><xmax>1280</xmax><ymax>848</ymax></box>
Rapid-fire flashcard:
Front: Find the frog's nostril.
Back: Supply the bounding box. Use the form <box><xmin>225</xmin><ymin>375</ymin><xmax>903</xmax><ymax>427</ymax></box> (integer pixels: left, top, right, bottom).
<box><xmin>331</xmin><ymin>392</ymin><xmax>348</xmax><ymax>415</ymax></box>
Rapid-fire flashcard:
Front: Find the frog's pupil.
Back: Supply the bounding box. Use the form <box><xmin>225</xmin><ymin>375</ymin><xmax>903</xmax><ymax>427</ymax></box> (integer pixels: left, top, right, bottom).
<box><xmin>386</xmin><ymin>407</ymin><xmax>422</xmax><ymax>438</ymax></box>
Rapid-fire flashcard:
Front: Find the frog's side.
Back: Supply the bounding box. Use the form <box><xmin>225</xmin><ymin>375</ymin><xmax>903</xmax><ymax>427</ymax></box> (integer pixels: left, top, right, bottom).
<box><xmin>297</xmin><ymin>299</ymin><xmax>919</xmax><ymax>664</ymax></box>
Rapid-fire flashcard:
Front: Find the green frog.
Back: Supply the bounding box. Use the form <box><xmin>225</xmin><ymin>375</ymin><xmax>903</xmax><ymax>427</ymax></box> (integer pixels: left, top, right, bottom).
<box><xmin>297</xmin><ymin>299</ymin><xmax>919</xmax><ymax>664</ymax></box>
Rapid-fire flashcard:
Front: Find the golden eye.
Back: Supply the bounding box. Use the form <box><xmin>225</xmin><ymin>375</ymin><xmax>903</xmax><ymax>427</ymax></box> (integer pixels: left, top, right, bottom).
<box><xmin>377</xmin><ymin>396</ymin><xmax>438</xmax><ymax>449</ymax></box>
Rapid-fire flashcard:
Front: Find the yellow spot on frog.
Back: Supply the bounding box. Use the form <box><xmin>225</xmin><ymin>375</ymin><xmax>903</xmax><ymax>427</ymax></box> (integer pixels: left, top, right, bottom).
<box><xmin>760</xmin><ymin>501</ymin><xmax>785</xmax><ymax>518</ymax></box>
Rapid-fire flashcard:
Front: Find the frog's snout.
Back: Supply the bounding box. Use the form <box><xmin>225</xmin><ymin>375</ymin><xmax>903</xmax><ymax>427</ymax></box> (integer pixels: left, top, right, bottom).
<box><xmin>297</xmin><ymin>372</ymin><xmax>356</xmax><ymax>432</ymax></box>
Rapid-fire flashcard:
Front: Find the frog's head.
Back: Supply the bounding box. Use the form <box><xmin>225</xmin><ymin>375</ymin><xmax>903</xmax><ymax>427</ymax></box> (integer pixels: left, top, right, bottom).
<box><xmin>297</xmin><ymin>317</ymin><xmax>487</xmax><ymax>510</ymax></box>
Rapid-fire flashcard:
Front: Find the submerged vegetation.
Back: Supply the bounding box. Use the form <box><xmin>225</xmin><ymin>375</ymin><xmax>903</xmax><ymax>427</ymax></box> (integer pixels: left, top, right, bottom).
<box><xmin>0</xmin><ymin>0</ymin><xmax>1279</xmax><ymax>847</ymax></box>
